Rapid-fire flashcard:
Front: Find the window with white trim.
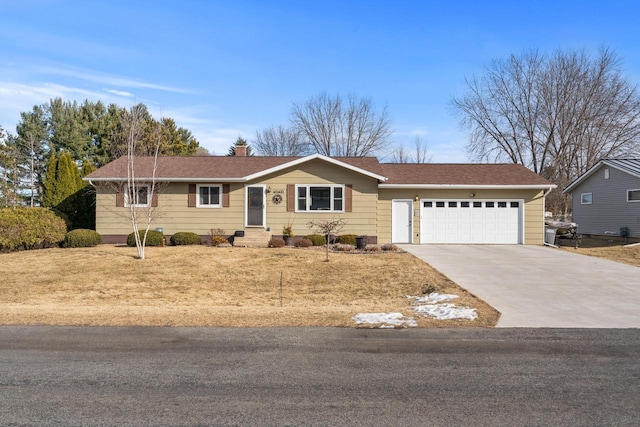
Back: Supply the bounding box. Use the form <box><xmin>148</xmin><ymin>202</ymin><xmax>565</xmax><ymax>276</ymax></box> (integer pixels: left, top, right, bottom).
<box><xmin>197</xmin><ymin>184</ymin><xmax>222</xmax><ymax>208</ymax></box>
<box><xmin>296</xmin><ymin>185</ymin><xmax>344</xmax><ymax>212</ymax></box>
<box><xmin>627</xmin><ymin>189</ymin><xmax>640</xmax><ymax>202</ymax></box>
<box><xmin>125</xmin><ymin>185</ymin><xmax>149</xmax><ymax>207</ymax></box>
<box><xmin>581</xmin><ymin>193</ymin><xmax>593</xmax><ymax>205</ymax></box>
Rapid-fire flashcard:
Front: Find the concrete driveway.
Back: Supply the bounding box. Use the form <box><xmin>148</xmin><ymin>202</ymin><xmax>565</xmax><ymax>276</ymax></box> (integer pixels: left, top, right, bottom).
<box><xmin>400</xmin><ymin>245</ymin><xmax>640</xmax><ymax>328</ymax></box>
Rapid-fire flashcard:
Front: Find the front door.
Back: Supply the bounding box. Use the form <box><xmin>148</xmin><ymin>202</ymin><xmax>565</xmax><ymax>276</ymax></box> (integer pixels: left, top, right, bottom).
<box><xmin>246</xmin><ymin>185</ymin><xmax>265</xmax><ymax>227</ymax></box>
<box><xmin>392</xmin><ymin>199</ymin><xmax>413</xmax><ymax>243</ymax></box>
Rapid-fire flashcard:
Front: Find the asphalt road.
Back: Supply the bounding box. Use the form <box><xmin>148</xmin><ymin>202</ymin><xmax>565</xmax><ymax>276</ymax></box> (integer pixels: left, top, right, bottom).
<box><xmin>1</xmin><ymin>326</ymin><xmax>639</xmax><ymax>426</ymax></box>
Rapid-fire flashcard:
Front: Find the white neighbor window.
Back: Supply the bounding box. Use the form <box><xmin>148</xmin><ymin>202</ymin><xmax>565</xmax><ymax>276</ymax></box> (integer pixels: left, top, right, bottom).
<box><xmin>627</xmin><ymin>189</ymin><xmax>640</xmax><ymax>202</ymax></box>
<box><xmin>581</xmin><ymin>193</ymin><xmax>593</xmax><ymax>205</ymax></box>
<box><xmin>197</xmin><ymin>184</ymin><xmax>222</xmax><ymax>208</ymax></box>
<box><xmin>125</xmin><ymin>185</ymin><xmax>150</xmax><ymax>207</ymax></box>
<box><xmin>296</xmin><ymin>185</ymin><xmax>344</xmax><ymax>212</ymax></box>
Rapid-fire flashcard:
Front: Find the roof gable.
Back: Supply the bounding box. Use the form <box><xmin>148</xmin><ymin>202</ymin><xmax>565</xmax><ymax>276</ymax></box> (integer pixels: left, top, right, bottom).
<box><xmin>563</xmin><ymin>159</ymin><xmax>640</xmax><ymax>193</ymax></box>
<box><xmin>84</xmin><ymin>154</ymin><xmax>386</xmax><ymax>182</ymax></box>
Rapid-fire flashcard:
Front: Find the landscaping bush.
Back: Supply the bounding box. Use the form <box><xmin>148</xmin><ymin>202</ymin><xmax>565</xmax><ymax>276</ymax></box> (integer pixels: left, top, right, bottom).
<box><xmin>332</xmin><ymin>243</ymin><xmax>355</xmax><ymax>252</ymax></box>
<box><xmin>210</xmin><ymin>235</ymin><xmax>229</xmax><ymax>247</ymax></box>
<box><xmin>364</xmin><ymin>244</ymin><xmax>381</xmax><ymax>252</ymax></box>
<box><xmin>335</xmin><ymin>234</ymin><xmax>357</xmax><ymax>245</ymax></box>
<box><xmin>295</xmin><ymin>238</ymin><xmax>313</xmax><ymax>248</ymax></box>
<box><xmin>268</xmin><ymin>237</ymin><xmax>285</xmax><ymax>248</ymax></box>
<box><xmin>63</xmin><ymin>229</ymin><xmax>102</xmax><ymax>248</ymax></box>
<box><xmin>126</xmin><ymin>230</ymin><xmax>166</xmax><ymax>247</ymax></box>
<box><xmin>381</xmin><ymin>243</ymin><xmax>399</xmax><ymax>252</ymax></box>
<box><xmin>305</xmin><ymin>234</ymin><xmax>326</xmax><ymax>246</ymax></box>
<box><xmin>170</xmin><ymin>232</ymin><xmax>202</xmax><ymax>246</ymax></box>
<box><xmin>0</xmin><ymin>207</ymin><xmax>67</xmax><ymax>252</ymax></box>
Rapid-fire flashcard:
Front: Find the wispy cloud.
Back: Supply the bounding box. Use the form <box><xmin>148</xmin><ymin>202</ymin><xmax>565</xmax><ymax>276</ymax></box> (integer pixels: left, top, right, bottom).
<box><xmin>105</xmin><ymin>89</ymin><xmax>134</xmax><ymax>97</ymax></box>
<box><xmin>0</xmin><ymin>81</ymin><xmax>130</xmax><ymax>132</ymax></box>
<box><xmin>39</xmin><ymin>66</ymin><xmax>190</xmax><ymax>94</ymax></box>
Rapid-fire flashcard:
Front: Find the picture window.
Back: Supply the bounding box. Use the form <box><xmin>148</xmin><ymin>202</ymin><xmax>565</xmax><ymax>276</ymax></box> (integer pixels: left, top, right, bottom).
<box><xmin>296</xmin><ymin>185</ymin><xmax>344</xmax><ymax>212</ymax></box>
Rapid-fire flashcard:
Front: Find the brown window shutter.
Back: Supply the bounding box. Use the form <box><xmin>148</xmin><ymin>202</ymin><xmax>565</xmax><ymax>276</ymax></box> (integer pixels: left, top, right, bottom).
<box><xmin>116</xmin><ymin>189</ymin><xmax>124</xmax><ymax>207</ymax></box>
<box><xmin>345</xmin><ymin>184</ymin><xmax>352</xmax><ymax>212</ymax></box>
<box><xmin>287</xmin><ymin>184</ymin><xmax>295</xmax><ymax>212</ymax></box>
<box><xmin>222</xmin><ymin>184</ymin><xmax>230</xmax><ymax>207</ymax></box>
<box><xmin>188</xmin><ymin>184</ymin><xmax>196</xmax><ymax>207</ymax></box>
<box><xmin>151</xmin><ymin>189</ymin><xmax>158</xmax><ymax>207</ymax></box>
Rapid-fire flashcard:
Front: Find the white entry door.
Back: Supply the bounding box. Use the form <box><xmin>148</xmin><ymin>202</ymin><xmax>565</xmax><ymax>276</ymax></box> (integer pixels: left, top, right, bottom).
<box><xmin>392</xmin><ymin>200</ymin><xmax>413</xmax><ymax>243</ymax></box>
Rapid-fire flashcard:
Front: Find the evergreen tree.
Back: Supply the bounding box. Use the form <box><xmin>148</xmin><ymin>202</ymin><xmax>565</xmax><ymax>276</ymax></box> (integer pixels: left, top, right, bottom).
<box><xmin>41</xmin><ymin>152</ymin><xmax>58</xmax><ymax>208</ymax></box>
<box><xmin>0</xmin><ymin>127</ymin><xmax>26</xmax><ymax>207</ymax></box>
<box><xmin>41</xmin><ymin>151</ymin><xmax>84</xmax><ymax>229</ymax></box>
<box><xmin>75</xmin><ymin>161</ymin><xmax>97</xmax><ymax>229</ymax></box>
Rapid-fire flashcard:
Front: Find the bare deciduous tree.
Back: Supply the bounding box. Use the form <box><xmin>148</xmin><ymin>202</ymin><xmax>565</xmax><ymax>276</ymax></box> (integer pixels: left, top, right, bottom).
<box><xmin>253</xmin><ymin>125</ymin><xmax>309</xmax><ymax>156</ymax></box>
<box><xmin>452</xmin><ymin>47</ymin><xmax>640</xmax><ymax>214</ymax></box>
<box><xmin>121</xmin><ymin>105</ymin><xmax>163</xmax><ymax>259</ymax></box>
<box><xmin>307</xmin><ymin>218</ymin><xmax>347</xmax><ymax>262</ymax></box>
<box><xmin>391</xmin><ymin>135</ymin><xmax>432</xmax><ymax>163</ymax></box>
<box><xmin>291</xmin><ymin>92</ymin><xmax>392</xmax><ymax>157</ymax></box>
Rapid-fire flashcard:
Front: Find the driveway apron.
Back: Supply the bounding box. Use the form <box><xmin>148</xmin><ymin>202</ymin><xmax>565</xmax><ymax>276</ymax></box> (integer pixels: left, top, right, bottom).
<box><xmin>400</xmin><ymin>245</ymin><xmax>640</xmax><ymax>328</ymax></box>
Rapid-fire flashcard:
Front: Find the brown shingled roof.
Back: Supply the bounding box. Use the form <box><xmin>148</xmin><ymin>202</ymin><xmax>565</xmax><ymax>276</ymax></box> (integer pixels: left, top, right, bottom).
<box><xmin>380</xmin><ymin>163</ymin><xmax>553</xmax><ymax>186</ymax></box>
<box><xmin>85</xmin><ymin>155</ymin><xmax>553</xmax><ymax>187</ymax></box>
<box><xmin>85</xmin><ymin>155</ymin><xmax>386</xmax><ymax>181</ymax></box>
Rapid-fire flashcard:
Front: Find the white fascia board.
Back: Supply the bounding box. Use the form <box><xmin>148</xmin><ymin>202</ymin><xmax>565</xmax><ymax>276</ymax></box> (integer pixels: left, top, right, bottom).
<box><xmin>84</xmin><ymin>177</ymin><xmax>240</xmax><ymax>182</ymax></box>
<box><xmin>379</xmin><ymin>184</ymin><xmax>556</xmax><ymax>190</ymax></box>
<box><xmin>243</xmin><ymin>154</ymin><xmax>388</xmax><ymax>182</ymax></box>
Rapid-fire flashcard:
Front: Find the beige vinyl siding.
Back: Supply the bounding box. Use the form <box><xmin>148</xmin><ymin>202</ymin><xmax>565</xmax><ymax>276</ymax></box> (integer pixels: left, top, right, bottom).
<box><xmin>95</xmin><ymin>182</ymin><xmax>246</xmax><ymax>236</ymax></box>
<box><xmin>93</xmin><ymin>158</ymin><xmax>379</xmax><ymax>238</ymax></box>
<box><xmin>377</xmin><ymin>188</ymin><xmax>546</xmax><ymax>244</ymax></box>
<box><xmin>253</xmin><ymin>159</ymin><xmax>378</xmax><ymax>237</ymax></box>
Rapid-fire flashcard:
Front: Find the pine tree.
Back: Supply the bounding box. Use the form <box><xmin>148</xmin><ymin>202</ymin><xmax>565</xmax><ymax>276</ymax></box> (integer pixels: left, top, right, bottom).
<box><xmin>75</xmin><ymin>161</ymin><xmax>97</xmax><ymax>229</ymax></box>
<box><xmin>41</xmin><ymin>151</ymin><xmax>84</xmax><ymax>229</ymax></box>
<box><xmin>41</xmin><ymin>152</ymin><xmax>58</xmax><ymax>208</ymax></box>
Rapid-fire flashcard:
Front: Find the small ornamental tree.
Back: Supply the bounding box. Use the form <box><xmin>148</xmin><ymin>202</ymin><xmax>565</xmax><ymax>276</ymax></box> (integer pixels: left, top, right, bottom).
<box><xmin>307</xmin><ymin>218</ymin><xmax>347</xmax><ymax>262</ymax></box>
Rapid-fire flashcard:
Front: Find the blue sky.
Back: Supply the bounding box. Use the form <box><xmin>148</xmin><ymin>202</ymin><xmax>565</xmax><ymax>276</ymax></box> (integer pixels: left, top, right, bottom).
<box><xmin>1</xmin><ymin>0</ymin><xmax>639</xmax><ymax>161</ymax></box>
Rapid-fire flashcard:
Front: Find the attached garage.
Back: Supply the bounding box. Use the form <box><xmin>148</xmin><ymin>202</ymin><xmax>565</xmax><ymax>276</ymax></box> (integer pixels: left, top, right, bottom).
<box><xmin>378</xmin><ymin>163</ymin><xmax>556</xmax><ymax>245</ymax></box>
<box><xmin>420</xmin><ymin>199</ymin><xmax>523</xmax><ymax>244</ymax></box>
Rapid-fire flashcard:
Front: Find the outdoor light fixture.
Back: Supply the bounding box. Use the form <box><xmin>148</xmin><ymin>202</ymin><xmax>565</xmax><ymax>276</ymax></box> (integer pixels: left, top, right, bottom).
<box><xmin>470</xmin><ymin>193</ymin><xmax>476</xmax><ymax>198</ymax></box>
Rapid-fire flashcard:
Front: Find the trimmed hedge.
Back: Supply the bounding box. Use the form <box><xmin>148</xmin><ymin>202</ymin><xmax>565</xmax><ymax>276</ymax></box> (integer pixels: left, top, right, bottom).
<box><xmin>170</xmin><ymin>232</ymin><xmax>202</xmax><ymax>246</ymax></box>
<box><xmin>126</xmin><ymin>230</ymin><xmax>166</xmax><ymax>247</ymax></box>
<box><xmin>63</xmin><ymin>229</ymin><xmax>102</xmax><ymax>248</ymax></box>
<box><xmin>295</xmin><ymin>238</ymin><xmax>313</xmax><ymax>248</ymax></box>
<box><xmin>0</xmin><ymin>207</ymin><xmax>67</xmax><ymax>252</ymax></box>
<box><xmin>305</xmin><ymin>234</ymin><xmax>326</xmax><ymax>246</ymax></box>
<box><xmin>335</xmin><ymin>234</ymin><xmax>357</xmax><ymax>246</ymax></box>
<box><xmin>210</xmin><ymin>235</ymin><xmax>229</xmax><ymax>247</ymax></box>
<box><xmin>268</xmin><ymin>237</ymin><xmax>285</xmax><ymax>248</ymax></box>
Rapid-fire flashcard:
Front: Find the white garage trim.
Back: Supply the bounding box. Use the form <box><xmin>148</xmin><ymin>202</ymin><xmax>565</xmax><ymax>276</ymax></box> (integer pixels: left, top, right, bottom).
<box><xmin>420</xmin><ymin>199</ymin><xmax>524</xmax><ymax>244</ymax></box>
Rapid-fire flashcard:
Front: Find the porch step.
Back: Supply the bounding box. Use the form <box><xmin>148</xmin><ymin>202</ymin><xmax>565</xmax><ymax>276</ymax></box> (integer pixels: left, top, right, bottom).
<box><xmin>233</xmin><ymin>229</ymin><xmax>271</xmax><ymax>247</ymax></box>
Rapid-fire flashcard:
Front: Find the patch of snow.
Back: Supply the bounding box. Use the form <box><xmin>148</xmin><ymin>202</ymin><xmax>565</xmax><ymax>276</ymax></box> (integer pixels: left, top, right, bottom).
<box><xmin>407</xmin><ymin>292</ymin><xmax>459</xmax><ymax>304</ymax></box>
<box><xmin>412</xmin><ymin>303</ymin><xmax>478</xmax><ymax>321</ymax></box>
<box><xmin>352</xmin><ymin>312</ymin><xmax>417</xmax><ymax>328</ymax></box>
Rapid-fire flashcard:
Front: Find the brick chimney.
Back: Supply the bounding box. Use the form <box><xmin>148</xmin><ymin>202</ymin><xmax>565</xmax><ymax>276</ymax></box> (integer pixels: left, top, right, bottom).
<box><xmin>235</xmin><ymin>143</ymin><xmax>247</xmax><ymax>157</ymax></box>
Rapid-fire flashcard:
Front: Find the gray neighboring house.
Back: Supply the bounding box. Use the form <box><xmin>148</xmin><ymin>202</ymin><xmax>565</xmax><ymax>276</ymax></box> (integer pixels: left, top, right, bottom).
<box><xmin>563</xmin><ymin>159</ymin><xmax>640</xmax><ymax>238</ymax></box>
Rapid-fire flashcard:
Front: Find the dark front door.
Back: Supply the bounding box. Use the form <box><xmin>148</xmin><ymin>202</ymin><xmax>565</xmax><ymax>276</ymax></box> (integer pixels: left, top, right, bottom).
<box><xmin>247</xmin><ymin>186</ymin><xmax>264</xmax><ymax>226</ymax></box>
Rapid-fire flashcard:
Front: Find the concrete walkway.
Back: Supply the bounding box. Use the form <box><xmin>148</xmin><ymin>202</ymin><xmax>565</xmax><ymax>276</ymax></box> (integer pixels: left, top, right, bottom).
<box><xmin>400</xmin><ymin>245</ymin><xmax>640</xmax><ymax>328</ymax></box>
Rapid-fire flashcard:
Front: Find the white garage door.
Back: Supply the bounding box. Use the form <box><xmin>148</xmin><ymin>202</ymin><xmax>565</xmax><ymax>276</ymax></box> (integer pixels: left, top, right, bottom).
<box><xmin>420</xmin><ymin>199</ymin><xmax>522</xmax><ymax>244</ymax></box>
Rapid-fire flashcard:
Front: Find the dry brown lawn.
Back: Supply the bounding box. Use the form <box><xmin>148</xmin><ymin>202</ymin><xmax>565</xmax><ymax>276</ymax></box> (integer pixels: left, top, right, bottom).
<box><xmin>0</xmin><ymin>245</ymin><xmax>499</xmax><ymax>328</ymax></box>
<box><xmin>559</xmin><ymin>235</ymin><xmax>640</xmax><ymax>267</ymax></box>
